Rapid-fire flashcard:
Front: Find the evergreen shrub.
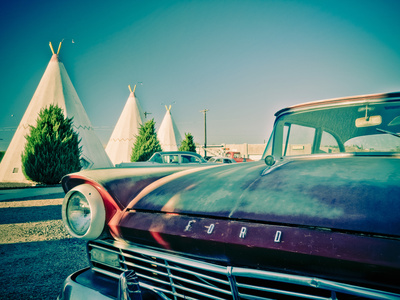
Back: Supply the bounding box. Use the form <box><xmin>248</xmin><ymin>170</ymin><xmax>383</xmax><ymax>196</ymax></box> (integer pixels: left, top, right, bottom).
<box><xmin>179</xmin><ymin>133</ymin><xmax>196</xmax><ymax>152</ymax></box>
<box><xmin>21</xmin><ymin>105</ymin><xmax>81</xmax><ymax>184</ymax></box>
<box><xmin>131</xmin><ymin>119</ymin><xmax>162</xmax><ymax>162</ymax></box>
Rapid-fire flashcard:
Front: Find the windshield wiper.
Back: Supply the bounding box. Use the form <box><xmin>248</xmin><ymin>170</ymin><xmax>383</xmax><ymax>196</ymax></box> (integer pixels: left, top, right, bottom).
<box><xmin>376</xmin><ymin>128</ymin><xmax>400</xmax><ymax>138</ymax></box>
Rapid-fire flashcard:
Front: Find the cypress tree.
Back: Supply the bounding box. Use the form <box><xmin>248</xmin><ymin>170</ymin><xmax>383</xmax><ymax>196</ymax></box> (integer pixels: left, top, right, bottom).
<box><xmin>21</xmin><ymin>105</ymin><xmax>81</xmax><ymax>184</ymax></box>
<box><xmin>131</xmin><ymin>119</ymin><xmax>162</xmax><ymax>162</ymax></box>
<box><xmin>179</xmin><ymin>133</ymin><xmax>196</xmax><ymax>152</ymax></box>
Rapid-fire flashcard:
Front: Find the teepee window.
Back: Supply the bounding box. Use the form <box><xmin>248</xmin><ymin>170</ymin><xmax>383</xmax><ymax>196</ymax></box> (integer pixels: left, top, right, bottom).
<box><xmin>12</xmin><ymin>168</ymin><xmax>19</xmax><ymax>173</ymax></box>
<box><xmin>80</xmin><ymin>156</ymin><xmax>93</xmax><ymax>169</ymax></box>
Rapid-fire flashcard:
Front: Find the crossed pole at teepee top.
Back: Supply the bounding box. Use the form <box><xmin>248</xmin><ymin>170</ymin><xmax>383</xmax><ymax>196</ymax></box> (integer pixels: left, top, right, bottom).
<box><xmin>49</xmin><ymin>39</ymin><xmax>75</xmax><ymax>55</ymax></box>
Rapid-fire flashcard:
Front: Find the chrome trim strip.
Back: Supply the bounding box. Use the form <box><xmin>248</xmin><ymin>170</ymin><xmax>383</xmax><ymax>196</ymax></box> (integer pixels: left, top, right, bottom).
<box><xmin>123</xmin><ymin>254</ymin><xmax>229</xmax><ymax>285</ymax></box>
<box><xmin>118</xmin><ymin>243</ymin><xmax>227</xmax><ymax>274</ymax></box>
<box><xmin>236</xmin><ymin>282</ymin><xmax>328</xmax><ymax>300</ymax></box>
<box><xmin>90</xmin><ymin>243</ymin><xmax>120</xmax><ymax>254</ymax></box>
<box><xmin>168</xmin><ymin>284</ymin><xmax>227</xmax><ymax>300</ymax></box>
<box><xmin>139</xmin><ymin>282</ymin><xmax>170</xmax><ymax>300</ymax></box>
<box><xmin>138</xmin><ymin>271</ymin><xmax>227</xmax><ymax>300</ymax></box>
<box><xmin>168</xmin><ymin>274</ymin><xmax>231</xmax><ymax>295</ymax></box>
<box><xmin>91</xmin><ymin>267</ymin><xmax>121</xmax><ymax>279</ymax></box>
<box><xmin>123</xmin><ymin>260</ymin><xmax>169</xmax><ymax>277</ymax></box>
<box><xmin>227</xmin><ymin>266</ymin><xmax>239</xmax><ymax>300</ymax></box>
<box><xmin>164</xmin><ymin>260</ymin><xmax>177</xmax><ymax>300</ymax></box>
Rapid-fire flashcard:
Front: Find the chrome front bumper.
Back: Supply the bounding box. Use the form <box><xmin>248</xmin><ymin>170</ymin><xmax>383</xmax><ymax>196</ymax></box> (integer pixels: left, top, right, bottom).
<box><xmin>58</xmin><ymin>268</ymin><xmax>117</xmax><ymax>300</ymax></box>
<box><xmin>58</xmin><ymin>268</ymin><xmax>168</xmax><ymax>300</ymax></box>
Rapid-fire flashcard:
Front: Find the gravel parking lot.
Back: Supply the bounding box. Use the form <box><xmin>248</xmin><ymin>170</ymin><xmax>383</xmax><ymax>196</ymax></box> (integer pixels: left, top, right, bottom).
<box><xmin>0</xmin><ymin>190</ymin><xmax>88</xmax><ymax>299</ymax></box>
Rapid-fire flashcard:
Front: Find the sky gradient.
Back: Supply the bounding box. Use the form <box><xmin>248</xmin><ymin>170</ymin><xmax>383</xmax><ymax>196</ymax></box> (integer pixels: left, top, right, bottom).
<box><xmin>1</xmin><ymin>0</ymin><xmax>400</xmax><ymax>151</ymax></box>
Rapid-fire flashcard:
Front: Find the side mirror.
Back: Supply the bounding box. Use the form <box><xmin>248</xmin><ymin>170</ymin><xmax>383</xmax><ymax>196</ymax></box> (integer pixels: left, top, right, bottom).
<box><xmin>264</xmin><ymin>155</ymin><xmax>276</xmax><ymax>166</ymax></box>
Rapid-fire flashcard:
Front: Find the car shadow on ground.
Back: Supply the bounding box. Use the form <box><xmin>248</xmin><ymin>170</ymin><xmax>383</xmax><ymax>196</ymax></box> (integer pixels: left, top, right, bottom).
<box><xmin>0</xmin><ymin>238</ymin><xmax>88</xmax><ymax>299</ymax></box>
<box><xmin>0</xmin><ymin>205</ymin><xmax>62</xmax><ymax>224</ymax></box>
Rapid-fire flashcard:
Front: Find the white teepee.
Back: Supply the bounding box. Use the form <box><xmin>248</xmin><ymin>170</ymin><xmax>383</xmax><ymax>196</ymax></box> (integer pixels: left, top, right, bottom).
<box><xmin>0</xmin><ymin>42</ymin><xmax>112</xmax><ymax>183</ymax></box>
<box><xmin>105</xmin><ymin>85</ymin><xmax>144</xmax><ymax>165</ymax></box>
<box><xmin>157</xmin><ymin>105</ymin><xmax>182</xmax><ymax>151</ymax></box>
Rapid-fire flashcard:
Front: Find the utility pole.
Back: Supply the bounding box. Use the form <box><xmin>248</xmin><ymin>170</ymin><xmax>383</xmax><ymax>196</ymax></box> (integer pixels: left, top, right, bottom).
<box><xmin>200</xmin><ymin>109</ymin><xmax>209</xmax><ymax>158</ymax></box>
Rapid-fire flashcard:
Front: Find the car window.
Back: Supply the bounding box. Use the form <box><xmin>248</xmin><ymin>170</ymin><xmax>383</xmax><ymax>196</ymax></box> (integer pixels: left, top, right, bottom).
<box><xmin>149</xmin><ymin>153</ymin><xmax>163</xmax><ymax>163</ymax></box>
<box><xmin>320</xmin><ymin>131</ymin><xmax>341</xmax><ymax>154</ymax></box>
<box><xmin>163</xmin><ymin>155</ymin><xmax>179</xmax><ymax>163</ymax></box>
<box><xmin>224</xmin><ymin>159</ymin><xmax>232</xmax><ymax>163</ymax></box>
<box><xmin>208</xmin><ymin>158</ymin><xmax>215</xmax><ymax>162</ymax></box>
<box><xmin>344</xmin><ymin>134</ymin><xmax>400</xmax><ymax>152</ymax></box>
<box><xmin>284</xmin><ymin>124</ymin><xmax>315</xmax><ymax>156</ymax></box>
<box><xmin>181</xmin><ymin>155</ymin><xmax>201</xmax><ymax>163</ymax></box>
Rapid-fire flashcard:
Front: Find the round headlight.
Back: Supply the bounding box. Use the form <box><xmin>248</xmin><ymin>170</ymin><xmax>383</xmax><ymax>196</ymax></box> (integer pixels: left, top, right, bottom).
<box><xmin>66</xmin><ymin>191</ymin><xmax>91</xmax><ymax>235</ymax></box>
<box><xmin>62</xmin><ymin>184</ymin><xmax>106</xmax><ymax>240</ymax></box>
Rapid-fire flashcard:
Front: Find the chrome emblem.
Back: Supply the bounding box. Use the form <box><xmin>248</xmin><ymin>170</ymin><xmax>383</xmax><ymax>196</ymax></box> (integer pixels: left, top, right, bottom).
<box><xmin>207</xmin><ymin>224</ymin><xmax>215</xmax><ymax>235</ymax></box>
<box><xmin>239</xmin><ymin>227</ymin><xmax>247</xmax><ymax>239</ymax></box>
<box><xmin>274</xmin><ymin>231</ymin><xmax>282</xmax><ymax>243</ymax></box>
<box><xmin>184</xmin><ymin>220</ymin><xmax>195</xmax><ymax>232</ymax></box>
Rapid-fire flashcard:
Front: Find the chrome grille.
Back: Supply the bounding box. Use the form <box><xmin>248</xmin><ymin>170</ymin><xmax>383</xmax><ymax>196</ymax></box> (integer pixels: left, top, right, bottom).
<box><xmin>88</xmin><ymin>241</ymin><xmax>400</xmax><ymax>300</ymax></box>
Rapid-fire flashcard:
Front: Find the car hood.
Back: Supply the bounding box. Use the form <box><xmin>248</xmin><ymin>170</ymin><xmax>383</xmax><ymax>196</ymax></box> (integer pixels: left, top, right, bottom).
<box><xmin>125</xmin><ymin>157</ymin><xmax>400</xmax><ymax>237</ymax></box>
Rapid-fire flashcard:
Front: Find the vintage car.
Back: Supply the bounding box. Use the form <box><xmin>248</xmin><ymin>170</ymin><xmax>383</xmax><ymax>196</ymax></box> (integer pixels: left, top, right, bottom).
<box><xmin>208</xmin><ymin>156</ymin><xmax>237</xmax><ymax>164</ymax></box>
<box><xmin>225</xmin><ymin>151</ymin><xmax>253</xmax><ymax>163</ymax></box>
<box><xmin>115</xmin><ymin>151</ymin><xmax>208</xmax><ymax>168</ymax></box>
<box><xmin>59</xmin><ymin>92</ymin><xmax>400</xmax><ymax>300</ymax></box>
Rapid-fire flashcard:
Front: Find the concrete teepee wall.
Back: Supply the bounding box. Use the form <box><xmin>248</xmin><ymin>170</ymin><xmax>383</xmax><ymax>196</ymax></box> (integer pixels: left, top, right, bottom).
<box><xmin>105</xmin><ymin>85</ymin><xmax>144</xmax><ymax>165</ymax></box>
<box><xmin>0</xmin><ymin>42</ymin><xmax>112</xmax><ymax>183</ymax></box>
<box><xmin>157</xmin><ymin>105</ymin><xmax>182</xmax><ymax>151</ymax></box>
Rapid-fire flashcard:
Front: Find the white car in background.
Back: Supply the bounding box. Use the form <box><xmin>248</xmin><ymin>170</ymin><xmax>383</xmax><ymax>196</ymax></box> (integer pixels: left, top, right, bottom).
<box><xmin>208</xmin><ymin>156</ymin><xmax>237</xmax><ymax>163</ymax></box>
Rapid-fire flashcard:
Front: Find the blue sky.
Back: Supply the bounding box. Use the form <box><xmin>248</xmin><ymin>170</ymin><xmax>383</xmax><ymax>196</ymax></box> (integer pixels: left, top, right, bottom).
<box><xmin>1</xmin><ymin>0</ymin><xmax>399</xmax><ymax>151</ymax></box>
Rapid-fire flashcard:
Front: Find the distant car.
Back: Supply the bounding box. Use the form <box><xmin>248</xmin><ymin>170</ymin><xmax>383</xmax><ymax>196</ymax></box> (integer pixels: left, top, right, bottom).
<box><xmin>208</xmin><ymin>156</ymin><xmax>237</xmax><ymax>163</ymax></box>
<box><xmin>225</xmin><ymin>151</ymin><xmax>253</xmax><ymax>162</ymax></box>
<box><xmin>59</xmin><ymin>92</ymin><xmax>400</xmax><ymax>299</ymax></box>
<box><xmin>115</xmin><ymin>151</ymin><xmax>208</xmax><ymax>167</ymax></box>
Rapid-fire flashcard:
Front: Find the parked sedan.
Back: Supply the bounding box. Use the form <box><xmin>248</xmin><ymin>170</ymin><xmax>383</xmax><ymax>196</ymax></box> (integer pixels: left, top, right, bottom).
<box><xmin>59</xmin><ymin>91</ymin><xmax>400</xmax><ymax>300</ymax></box>
<box><xmin>115</xmin><ymin>151</ymin><xmax>208</xmax><ymax>167</ymax></box>
<box><xmin>208</xmin><ymin>156</ymin><xmax>237</xmax><ymax>163</ymax></box>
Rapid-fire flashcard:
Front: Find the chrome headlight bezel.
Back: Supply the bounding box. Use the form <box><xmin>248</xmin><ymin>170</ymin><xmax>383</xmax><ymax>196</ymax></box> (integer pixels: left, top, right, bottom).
<box><xmin>62</xmin><ymin>184</ymin><xmax>106</xmax><ymax>240</ymax></box>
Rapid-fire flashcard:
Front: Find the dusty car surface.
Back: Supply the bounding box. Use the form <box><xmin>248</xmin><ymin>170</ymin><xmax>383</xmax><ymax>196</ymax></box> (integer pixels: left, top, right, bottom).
<box><xmin>59</xmin><ymin>92</ymin><xmax>400</xmax><ymax>299</ymax></box>
<box><xmin>115</xmin><ymin>151</ymin><xmax>208</xmax><ymax>168</ymax></box>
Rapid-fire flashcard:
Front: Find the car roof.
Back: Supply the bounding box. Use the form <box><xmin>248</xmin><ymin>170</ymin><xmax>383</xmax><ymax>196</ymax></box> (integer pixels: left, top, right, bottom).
<box><xmin>156</xmin><ymin>151</ymin><xmax>201</xmax><ymax>156</ymax></box>
<box><xmin>275</xmin><ymin>91</ymin><xmax>400</xmax><ymax>117</ymax></box>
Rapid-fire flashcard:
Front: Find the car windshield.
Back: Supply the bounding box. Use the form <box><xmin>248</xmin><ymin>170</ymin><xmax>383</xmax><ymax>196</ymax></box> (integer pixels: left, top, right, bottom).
<box><xmin>148</xmin><ymin>153</ymin><xmax>206</xmax><ymax>163</ymax></box>
<box><xmin>263</xmin><ymin>101</ymin><xmax>400</xmax><ymax>158</ymax></box>
<box><xmin>148</xmin><ymin>153</ymin><xmax>163</xmax><ymax>163</ymax></box>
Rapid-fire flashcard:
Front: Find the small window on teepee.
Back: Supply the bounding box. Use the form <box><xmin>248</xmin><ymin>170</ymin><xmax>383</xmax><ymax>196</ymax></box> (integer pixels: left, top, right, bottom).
<box><xmin>80</xmin><ymin>157</ymin><xmax>93</xmax><ymax>169</ymax></box>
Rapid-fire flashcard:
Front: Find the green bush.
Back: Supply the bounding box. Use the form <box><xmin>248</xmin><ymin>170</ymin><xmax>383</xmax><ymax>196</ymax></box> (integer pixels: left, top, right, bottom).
<box><xmin>131</xmin><ymin>119</ymin><xmax>162</xmax><ymax>162</ymax></box>
<box><xmin>0</xmin><ymin>151</ymin><xmax>4</xmax><ymax>163</ymax></box>
<box><xmin>179</xmin><ymin>133</ymin><xmax>196</xmax><ymax>152</ymax></box>
<box><xmin>21</xmin><ymin>105</ymin><xmax>81</xmax><ymax>184</ymax></box>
